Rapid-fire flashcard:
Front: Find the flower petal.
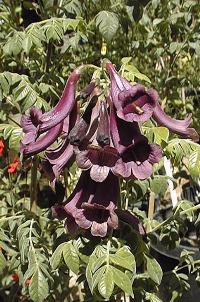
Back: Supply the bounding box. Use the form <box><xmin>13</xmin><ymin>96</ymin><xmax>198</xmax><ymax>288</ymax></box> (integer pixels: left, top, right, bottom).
<box><xmin>21</xmin><ymin>122</ymin><xmax>63</xmax><ymax>158</ymax></box>
<box><xmin>90</xmin><ymin>165</ymin><xmax>110</xmax><ymax>182</ymax></box>
<box><xmin>39</xmin><ymin>67</ymin><xmax>82</xmax><ymax>132</ymax></box>
<box><xmin>153</xmin><ymin>102</ymin><xmax>199</xmax><ymax>141</ymax></box>
<box><xmin>91</xmin><ymin>221</ymin><xmax>108</xmax><ymax>237</ymax></box>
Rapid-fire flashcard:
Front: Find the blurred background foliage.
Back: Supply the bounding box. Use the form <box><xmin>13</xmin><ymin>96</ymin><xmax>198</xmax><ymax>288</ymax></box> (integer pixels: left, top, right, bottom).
<box><xmin>0</xmin><ymin>0</ymin><xmax>200</xmax><ymax>301</ymax></box>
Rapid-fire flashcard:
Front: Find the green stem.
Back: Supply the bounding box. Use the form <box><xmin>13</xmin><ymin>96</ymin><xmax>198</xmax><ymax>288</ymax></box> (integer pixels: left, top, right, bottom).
<box><xmin>106</xmin><ymin>240</ymin><xmax>110</xmax><ymax>268</ymax></box>
<box><xmin>30</xmin><ymin>156</ymin><xmax>39</xmax><ymax>213</ymax></box>
<box><xmin>149</xmin><ymin>203</ymin><xmax>200</xmax><ymax>234</ymax></box>
<box><xmin>63</xmin><ymin>168</ymin><xmax>68</xmax><ymax>197</ymax></box>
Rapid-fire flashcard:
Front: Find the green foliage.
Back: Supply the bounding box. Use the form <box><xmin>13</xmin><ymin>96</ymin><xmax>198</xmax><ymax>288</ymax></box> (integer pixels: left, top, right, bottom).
<box><xmin>0</xmin><ymin>124</ymin><xmax>22</xmax><ymax>151</ymax></box>
<box><xmin>51</xmin><ymin>240</ymin><xmax>80</xmax><ymax>274</ymax></box>
<box><xmin>0</xmin><ymin>0</ymin><xmax>200</xmax><ymax>301</ymax></box>
<box><xmin>144</xmin><ymin>254</ymin><xmax>163</xmax><ymax>285</ymax></box>
<box><xmin>2</xmin><ymin>18</ymin><xmax>84</xmax><ymax>55</ymax></box>
<box><xmin>0</xmin><ymin>72</ymin><xmax>49</xmax><ymax>112</ymax></box>
<box><xmin>96</xmin><ymin>11</ymin><xmax>119</xmax><ymax>42</ymax></box>
<box><xmin>86</xmin><ymin>244</ymin><xmax>135</xmax><ymax>299</ymax></box>
<box><xmin>165</xmin><ymin>138</ymin><xmax>200</xmax><ymax>179</ymax></box>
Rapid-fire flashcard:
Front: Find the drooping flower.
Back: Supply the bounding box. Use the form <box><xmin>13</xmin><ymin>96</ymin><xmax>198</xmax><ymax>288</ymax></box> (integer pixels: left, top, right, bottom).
<box><xmin>8</xmin><ymin>159</ymin><xmax>20</xmax><ymax>173</ymax></box>
<box><xmin>43</xmin><ymin>104</ymin><xmax>79</xmax><ymax>180</ymax></box>
<box><xmin>52</xmin><ymin>171</ymin><xmax>145</xmax><ymax>237</ymax></box>
<box><xmin>20</xmin><ymin>67</ymin><xmax>83</xmax><ymax>157</ymax></box>
<box><xmin>106</xmin><ymin>61</ymin><xmax>158</xmax><ymax>123</ymax></box>
<box><xmin>52</xmin><ymin>171</ymin><xmax>119</xmax><ymax>237</ymax></box>
<box><xmin>74</xmin><ymin>101</ymin><xmax>120</xmax><ymax>182</ymax></box>
<box><xmin>38</xmin><ymin>67</ymin><xmax>83</xmax><ymax>132</ymax></box>
<box><xmin>0</xmin><ymin>139</ymin><xmax>5</xmax><ymax>156</ymax></box>
<box><xmin>20</xmin><ymin>122</ymin><xmax>63</xmax><ymax>158</ymax></box>
<box><xmin>110</xmin><ymin>109</ymin><xmax>162</xmax><ymax>179</ymax></box>
<box><xmin>106</xmin><ymin>61</ymin><xmax>199</xmax><ymax>141</ymax></box>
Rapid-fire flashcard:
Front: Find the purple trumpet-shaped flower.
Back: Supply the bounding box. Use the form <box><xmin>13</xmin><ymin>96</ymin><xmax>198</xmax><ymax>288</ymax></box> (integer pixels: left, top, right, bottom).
<box><xmin>110</xmin><ymin>109</ymin><xmax>162</xmax><ymax>179</ymax></box>
<box><xmin>52</xmin><ymin>171</ymin><xmax>145</xmax><ymax>237</ymax></box>
<box><xmin>106</xmin><ymin>61</ymin><xmax>198</xmax><ymax>141</ymax></box>
<box><xmin>43</xmin><ymin>93</ymin><xmax>99</xmax><ymax>181</ymax></box>
<box><xmin>20</xmin><ymin>107</ymin><xmax>42</xmax><ymax>145</ymax></box>
<box><xmin>106</xmin><ymin>62</ymin><xmax>158</xmax><ymax>123</ymax></box>
<box><xmin>20</xmin><ymin>68</ymin><xmax>82</xmax><ymax>157</ymax></box>
<box><xmin>43</xmin><ymin>104</ymin><xmax>79</xmax><ymax>180</ymax></box>
<box><xmin>153</xmin><ymin>102</ymin><xmax>199</xmax><ymax>141</ymax></box>
<box><xmin>20</xmin><ymin>122</ymin><xmax>63</xmax><ymax>158</ymax></box>
<box><xmin>52</xmin><ymin>171</ymin><xmax>119</xmax><ymax>237</ymax></box>
<box><xmin>74</xmin><ymin>101</ymin><xmax>120</xmax><ymax>182</ymax></box>
<box><xmin>39</xmin><ymin>67</ymin><xmax>82</xmax><ymax>132</ymax></box>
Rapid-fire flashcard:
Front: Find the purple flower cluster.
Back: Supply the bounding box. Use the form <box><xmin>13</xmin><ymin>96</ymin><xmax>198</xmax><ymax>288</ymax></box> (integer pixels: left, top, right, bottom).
<box><xmin>20</xmin><ymin>61</ymin><xmax>198</xmax><ymax>237</ymax></box>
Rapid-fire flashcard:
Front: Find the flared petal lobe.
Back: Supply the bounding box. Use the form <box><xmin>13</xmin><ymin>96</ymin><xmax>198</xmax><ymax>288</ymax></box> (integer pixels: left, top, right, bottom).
<box><xmin>52</xmin><ymin>171</ymin><xmax>119</xmax><ymax>237</ymax></box>
<box><xmin>110</xmin><ymin>109</ymin><xmax>162</xmax><ymax>179</ymax></box>
<box><xmin>106</xmin><ymin>62</ymin><xmax>158</xmax><ymax>122</ymax></box>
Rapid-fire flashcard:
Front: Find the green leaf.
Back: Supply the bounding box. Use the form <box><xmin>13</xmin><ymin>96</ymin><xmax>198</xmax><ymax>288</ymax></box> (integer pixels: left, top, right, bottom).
<box><xmin>110</xmin><ymin>247</ymin><xmax>136</xmax><ymax>272</ymax></box>
<box><xmin>152</xmin><ymin>127</ymin><xmax>169</xmax><ymax>144</ymax></box>
<box><xmin>145</xmin><ymin>254</ymin><xmax>163</xmax><ymax>285</ymax></box>
<box><xmin>50</xmin><ymin>243</ymin><xmax>65</xmax><ymax>270</ymax></box>
<box><xmin>22</xmin><ymin>36</ymin><xmax>33</xmax><ymax>54</ymax></box>
<box><xmin>29</xmin><ymin>269</ymin><xmax>49</xmax><ymax>302</ymax></box>
<box><xmin>91</xmin><ymin>266</ymin><xmax>106</xmax><ymax>293</ymax></box>
<box><xmin>121</xmin><ymin>57</ymin><xmax>132</xmax><ymax>65</ymax></box>
<box><xmin>145</xmin><ymin>292</ymin><xmax>162</xmax><ymax>302</ymax></box>
<box><xmin>86</xmin><ymin>254</ymin><xmax>98</xmax><ymax>292</ymax></box>
<box><xmin>9</xmin><ymin>127</ymin><xmax>22</xmax><ymax>151</ymax></box>
<box><xmin>165</xmin><ymin>138</ymin><xmax>200</xmax><ymax>165</ymax></box>
<box><xmin>188</xmin><ymin>150</ymin><xmax>200</xmax><ymax>179</ymax></box>
<box><xmin>98</xmin><ymin>267</ymin><xmax>114</xmax><ymax>300</ymax></box>
<box><xmin>150</xmin><ymin>175</ymin><xmax>170</xmax><ymax>194</ymax></box>
<box><xmin>62</xmin><ymin>241</ymin><xmax>80</xmax><ymax>274</ymax></box>
<box><xmin>96</xmin><ymin>11</ymin><xmax>119</xmax><ymax>41</ymax></box>
<box><xmin>112</xmin><ymin>266</ymin><xmax>134</xmax><ymax>297</ymax></box>
<box><xmin>124</xmin><ymin>64</ymin><xmax>151</xmax><ymax>83</ymax></box>
<box><xmin>0</xmin><ymin>251</ymin><xmax>7</xmax><ymax>273</ymax></box>
<box><xmin>0</xmin><ymin>124</ymin><xmax>22</xmax><ymax>152</ymax></box>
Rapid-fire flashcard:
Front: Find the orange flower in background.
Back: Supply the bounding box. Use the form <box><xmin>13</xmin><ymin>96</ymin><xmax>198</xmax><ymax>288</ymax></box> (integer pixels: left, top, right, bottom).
<box><xmin>0</xmin><ymin>139</ymin><xmax>5</xmax><ymax>156</ymax></box>
<box><xmin>8</xmin><ymin>159</ymin><xmax>20</xmax><ymax>174</ymax></box>
<box><xmin>12</xmin><ymin>273</ymin><xmax>19</xmax><ymax>282</ymax></box>
<box><xmin>25</xmin><ymin>278</ymin><xmax>32</xmax><ymax>285</ymax></box>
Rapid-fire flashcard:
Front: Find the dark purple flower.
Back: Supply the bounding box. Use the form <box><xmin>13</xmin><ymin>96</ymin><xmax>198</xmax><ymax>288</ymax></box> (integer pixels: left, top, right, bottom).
<box><xmin>115</xmin><ymin>209</ymin><xmax>146</xmax><ymax>236</ymax></box>
<box><xmin>20</xmin><ymin>107</ymin><xmax>42</xmax><ymax>145</ymax></box>
<box><xmin>42</xmin><ymin>93</ymin><xmax>99</xmax><ymax>181</ymax></box>
<box><xmin>106</xmin><ymin>62</ymin><xmax>158</xmax><ymax>123</ymax></box>
<box><xmin>52</xmin><ymin>171</ymin><xmax>119</xmax><ymax>237</ymax></box>
<box><xmin>74</xmin><ymin>101</ymin><xmax>120</xmax><ymax>182</ymax></box>
<box><xmin>39</xmin><ymin>67</ymin><xmax>82</xmax><ymax>132</ymax></box>
<box><xmin>153</xmin><ymin>102</ymin><xmax>199</xmax><ymax>141</ymax></box>
<box><xmin>76</xmin><ymin>145</ymin><xmax>119</xmax><ymax>182</ymax></box>
<box><xmin>20</xmin><ymin>68</ymin><xmax>82</xmax><ymax>157</ymax></box>
<box><xmin>20</xmin><ymin>122</ymin><xmax>63</xmax><ymax>158</ymax></box>
<box><xmin>105</xmin><ymin>61</ymin><xmax>199</xmax><ymax>141</ymax></box>
<box><xmin>80</xmin><ymin>81</ymin><xmax>96</xmax><ymax>99</ymax></box>
<box><xmin>43</xmin><ymin>104</ymin><xmax>79</xmax><ymax>179</ymax></box>
<box><xmin>110</xmin><ymin>109</ymin><xmax>162</xmax><ymax>179</ymax></box>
